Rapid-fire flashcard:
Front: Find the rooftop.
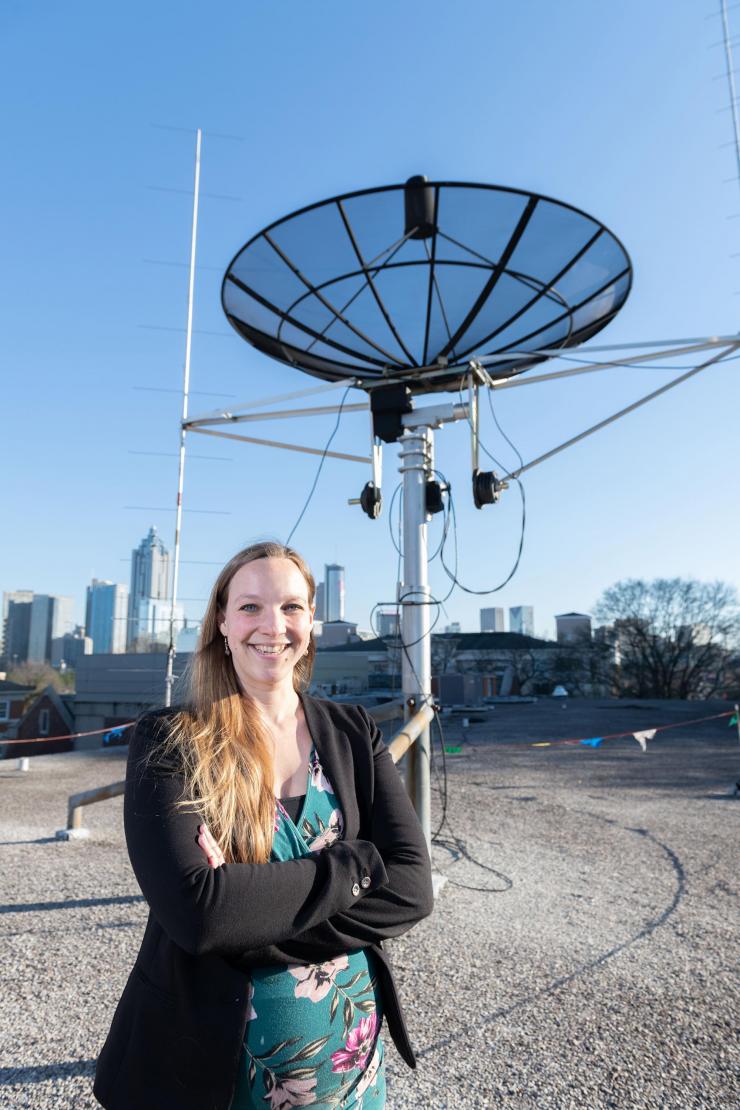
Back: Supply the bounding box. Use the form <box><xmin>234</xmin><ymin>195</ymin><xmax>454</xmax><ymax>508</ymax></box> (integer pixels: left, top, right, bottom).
<box><xmin>1</xmin><ymin>698</ymin><xmax>736</xmax><ymax>1107</ymax></box>
<box><xmin>316</xmin><ymin>631</ymin><xmax>556</xmax><ymax>654</ymax></box>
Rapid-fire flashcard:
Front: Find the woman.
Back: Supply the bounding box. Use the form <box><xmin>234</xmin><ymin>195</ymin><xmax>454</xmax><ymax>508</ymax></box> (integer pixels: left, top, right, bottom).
<box><xmin>94</xmin><ymin>541</ymin><xmax>434</xmax><ymax>1110</ymax></box>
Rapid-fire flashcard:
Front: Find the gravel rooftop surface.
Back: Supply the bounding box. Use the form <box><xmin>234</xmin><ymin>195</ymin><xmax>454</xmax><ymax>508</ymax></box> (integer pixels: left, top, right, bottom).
<box><xmin>1</xmin><ymin>698</ymin><xmax>738</xmax><ymax>1109</ymax></box>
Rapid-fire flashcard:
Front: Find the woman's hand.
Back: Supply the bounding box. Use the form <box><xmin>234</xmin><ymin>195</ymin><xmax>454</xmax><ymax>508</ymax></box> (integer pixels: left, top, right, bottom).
<box><xmin>197</xmin><ymin>824</ymin><xmax>225</xmax><ymax>869</ymax></box>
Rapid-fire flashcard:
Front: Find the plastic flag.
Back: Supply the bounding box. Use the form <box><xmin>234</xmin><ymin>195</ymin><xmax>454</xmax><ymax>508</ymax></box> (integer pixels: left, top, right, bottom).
<box><xmin>103</xmin><ymin>726</ymin><xmax>126</xmax><ymax>746</ymax></box>
<box><xmin>632</xmin><ymin>729</ymin><xmax>656</xmax><ymax>753</ymax></box>
<box><xmin>580</xmin><ymin>737</ymin><xmax>604</xmax><ymax>748</ymax></box>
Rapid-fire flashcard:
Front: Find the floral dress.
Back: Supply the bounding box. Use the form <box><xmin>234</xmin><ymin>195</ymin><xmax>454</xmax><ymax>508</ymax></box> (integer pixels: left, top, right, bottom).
<box><xmin>230</xmin><ymin>745</ymin><xmax>386</xmax><ymax>1110</ymax></box>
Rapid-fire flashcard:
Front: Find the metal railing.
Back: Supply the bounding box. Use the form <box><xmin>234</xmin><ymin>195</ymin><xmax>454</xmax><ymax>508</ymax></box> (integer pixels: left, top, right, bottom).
<box><xmin>388</xmin><ymin>703</ymin><xmax>435</xmax><ymax>763</ymax></box>
<box><xmin>58</xmin><ymin>780</ymin><xmax>126</xmax><ymax>840</ymax></box>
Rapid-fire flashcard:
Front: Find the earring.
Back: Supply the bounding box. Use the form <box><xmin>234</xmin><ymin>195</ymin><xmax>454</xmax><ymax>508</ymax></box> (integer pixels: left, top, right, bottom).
<box><xmin>223</xmin><ymin>635</ymin><xmax>230</xmax><ymax>656</ymax></box>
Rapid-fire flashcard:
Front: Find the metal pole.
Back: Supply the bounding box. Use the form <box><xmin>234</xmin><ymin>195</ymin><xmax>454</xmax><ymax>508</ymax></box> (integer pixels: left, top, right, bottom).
<box><xmin>398</xmin><ymin>426</ymin><xmax>433</xmax><ymax>852</ymax></box>
<box><xmin>165</xmin><ymin>127</ymin><xmax>202</xmax><ymax>707</ymax></box>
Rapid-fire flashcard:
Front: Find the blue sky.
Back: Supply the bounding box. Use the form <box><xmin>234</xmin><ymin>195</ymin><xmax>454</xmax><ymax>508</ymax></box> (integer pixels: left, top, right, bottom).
<box><xmin>2</xmin><ymin>0</ymin><xmax>739</xmax><ymax>640</ymax></box>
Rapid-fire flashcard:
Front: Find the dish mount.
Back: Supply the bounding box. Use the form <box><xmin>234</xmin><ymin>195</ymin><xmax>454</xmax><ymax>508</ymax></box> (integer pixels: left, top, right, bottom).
<box><xmin>218</xmin><ymin>175</ymin><xmax>633</xmax><ymax>848</ymax></box>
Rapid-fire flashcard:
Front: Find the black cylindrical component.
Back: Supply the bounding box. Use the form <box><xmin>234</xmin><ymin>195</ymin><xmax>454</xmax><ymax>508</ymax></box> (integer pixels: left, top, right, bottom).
<box><xmin>425</xmin><ymin>479</ymin><xmax>447</xmax><ymax>516</ymax></box>
<box><xmin>404</xmin><ymin>175</ymin><xmax>436</xmax><ymax>240</ymax></box>
<box><xmin>359</xmin><ymin>481</ymin><xmax>382</xmax><ymax>520</ymax></box>
<box><xmin>472</xmin><ymin>469</ymin><xmax>499</xmax><ymax>509</ymax></box>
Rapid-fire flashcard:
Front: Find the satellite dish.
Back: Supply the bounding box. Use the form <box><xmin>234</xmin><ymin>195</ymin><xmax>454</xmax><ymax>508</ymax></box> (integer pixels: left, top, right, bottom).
<box><xmin>222</xmin><ymin>176</ymin><xmax>632</xmax><ymax>394</ymax></box>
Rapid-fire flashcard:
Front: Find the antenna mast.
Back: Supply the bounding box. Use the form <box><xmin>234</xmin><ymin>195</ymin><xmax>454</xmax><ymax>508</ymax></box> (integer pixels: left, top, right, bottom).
<box><xmin>164</xmin><ymin>127</ymin><xmax>202</xmax><ymax>707</ymax></box>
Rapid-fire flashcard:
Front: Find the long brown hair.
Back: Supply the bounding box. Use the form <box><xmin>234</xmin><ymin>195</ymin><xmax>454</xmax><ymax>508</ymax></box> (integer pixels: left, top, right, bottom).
<box><xmin>162</xmin><ymin>541</ymin><xmax>316</xmax><ymax>864</ymax></box>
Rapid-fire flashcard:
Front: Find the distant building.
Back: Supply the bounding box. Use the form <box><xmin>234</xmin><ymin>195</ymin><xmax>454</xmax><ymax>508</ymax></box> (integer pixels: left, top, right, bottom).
<box><xmin>28</xmin><ymin>595</ymin><xmax>74</xmax><ymax>663</ymax></box>
<box><xmin>377</xmin><ymin>610</ymin><xmax>400</xmax><ymax>638</ymax></box>
<box><xmin>132</xmin><ymin>597</ymin><xmax>185</xmax><ymax>651</ymax></box>
<box><xmin>2</xmin><ymin>591</ymin><xmax>34</xmax><ymax>665</ymax></box>
<box><xmin>315</xmin><ymin>582</ymin><xmax>326</xmax><ymax>622</ymax></box>
<box><xmin>480</xmin><ymin>607</ymin><xmax>505</xmax><ymax>632</ymax></box>
<box><xmin>509</xmin><ymin>606</ymin><xmax>535</xmax><ymax>637</ymax></box>
<box><xmin>324</xmin><ymin>564</ymin><xmax>345</xmax><ymax>623</ymax></box>
<box><xmin>677</xmin><ymin>623</ymin><xmax>712</xmax><ymax>646</ymax></box>
<box><xmin>2</xmin><ymin>685</ymin><xmax>75</xmax><ymax>758</ymax></box>
<box><xmin>310</xmin><ymin>629</ymin><xmax>611</xmax><ymax>701</ymax></box>
<box><xmin>51</xmin><ymin>627</ymin><xmax>93</xmax><ymax>669</ymax></box>
<box><xmin>555</xmin><ymin>612</ymin><xmax>592</xmax><ymax>643</ymax></box>
<box><xmin>73</xmin><ymin>652</ymin><xmax>191</xmax><ymax>745</ymax></box>
<box><xmin>443</xmin><ymin>622</ymin><xmax>462</xmax><ymax>634</ymax></box>
<box><xmin>86</xmin><ymin>579</ymin><xmax>129</xmax><ymax>654</ymax></box>
<box><xmin>320</xmin><ymin>620</ymin><xmax>358</xmax><ymax>648</ymax></box>
<box><xmin>128</xmin><ymin>527</ymin><xmax>172</xmax><ymax>649</ymax></box>
<box><xmin>311</xmin><ymin>637</ymin><xmax>388</xmax><ymax>697</ymax></box>
<box><xmin>0</xmin><ymin>678</ymin><xmax>36</xmax><ymax>742</ymax></box>
<box><xmin>176</xmin><ymin>623</ymin><xmax>201</xmax><ymax>653</ymax></box>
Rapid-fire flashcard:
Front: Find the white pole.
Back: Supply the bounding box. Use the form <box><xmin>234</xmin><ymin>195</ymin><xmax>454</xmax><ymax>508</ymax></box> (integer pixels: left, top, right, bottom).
<box><xmin>165</xmin><ymin>127</ymin><xmax>202</xmax><ymax>707</ymax></box>
<box><xmin>398</xmin><ymin>426</ymin><xmax>433</xmax><ymax>851</ymax></box>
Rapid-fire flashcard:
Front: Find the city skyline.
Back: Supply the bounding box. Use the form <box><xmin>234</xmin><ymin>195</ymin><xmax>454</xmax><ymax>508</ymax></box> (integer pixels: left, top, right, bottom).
<box><xmin>2</xmin><ymin>532</ymin><xmax>625</xmax><ymax>668</ymax></box>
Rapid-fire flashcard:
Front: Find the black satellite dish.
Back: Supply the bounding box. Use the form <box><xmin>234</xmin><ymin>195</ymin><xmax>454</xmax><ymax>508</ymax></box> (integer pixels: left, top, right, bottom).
<box><xmin>221</xmin><ymin>176</ymin><xmax>632</xmax><ymax>394</ymax></box>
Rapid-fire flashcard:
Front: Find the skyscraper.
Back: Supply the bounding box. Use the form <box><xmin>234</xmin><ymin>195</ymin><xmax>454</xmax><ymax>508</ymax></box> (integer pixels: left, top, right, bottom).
<box><xmin>509</xmin><ymin>606</ymin><xmax>535</xmax><ymax>637</ymax></box>
<box><xmin>128</xmin><ymin>527</ymin><xmax>171</xmax><ymax>649</ymax></box>
<box><xmin>480</xmin><ymin>607</ymin><xmax>505</xmax><ymax>632</ymax></box>
<box><xmin>51</xmin><ymin>627</ymin><xmax>93</xmax><ymax>668</ymax></box>
<box><xmin>86</xmin><ymin>579</ymin><xmax>129</xmax><ymax>654</ymax></box>
<box><xmin>2</xmin><ymin>590</ymin><xmax>33</xmax><ymax>663</ymax></box>
<box><xmin>28</xmin><ymin>595</ymin><xmax>74</xmax><ymax>662</ymax></box>
<box><xmin>315</xmin><ymin>582</ymin><xmax>326</xmax><ymax>622</ymax></box>
<box><xmin>133</xmin><ymin>597</ymin><xmax>185</xmax><ymax>650</ymax></box>
<box><xmin>324</xmin><ymin>564</ymin><xmax>345</xmax><ymax>622</ymax></box>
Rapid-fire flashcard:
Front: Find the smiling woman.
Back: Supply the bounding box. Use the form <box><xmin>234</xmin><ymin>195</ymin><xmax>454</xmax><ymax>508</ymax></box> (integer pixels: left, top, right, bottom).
<box><xmin>219</xmin><ymin>557</ymin><xmax>315</xmax><ymax>716</ymax></box>
<box><xmin>94</xmin><ymin>541</ymin><xmax>434</xmax><ymax>1110</ymax></box>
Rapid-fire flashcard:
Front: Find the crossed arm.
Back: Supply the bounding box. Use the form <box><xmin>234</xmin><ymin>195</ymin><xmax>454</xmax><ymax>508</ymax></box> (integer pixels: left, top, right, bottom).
<box><xmin>126</xmin><ymin>709</ymin><xmax>434</xmax><ymax>965</ymax></box>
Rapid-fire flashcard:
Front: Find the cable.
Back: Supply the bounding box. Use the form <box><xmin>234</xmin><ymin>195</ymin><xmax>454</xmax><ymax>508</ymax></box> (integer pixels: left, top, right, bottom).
<box><xmin>284</xmin><ymin>385</ymin><xmax>353</xmax><ymax>546</ymax></box>
<box><xmin>364</xmin><ymin>403</ymin><xmax>519</xmax><ymax>893</ymax></box>
<box><xmin>430</xmin><ymin>708</ymin><xmax>449</xmax><ymax>840</ymax></box>
<box><xmin>487</xmin><ymin>387</ymin><xmax>524</xmax><ymax>472</ymax></box>
<box><xmin>429</xmin><ymin>712</ymin><xmax>513</xmax><ymax>894</ymax></box>
<box><xmin>437</xmin><ymin>380</ymin><xmax>527</xmax><ymax>596</ymax></box>
<box><xmin>386</xmin><ymin>482</ymin><xmax>403</xmax><ymax>557</ymax></box>
<box><xmin>369</xmin><ymin>483</ymin><xmax>512</xmax><ymax>894</ymax></box>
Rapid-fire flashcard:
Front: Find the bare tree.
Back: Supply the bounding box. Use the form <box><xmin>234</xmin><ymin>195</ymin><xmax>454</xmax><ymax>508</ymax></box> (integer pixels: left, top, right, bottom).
<box><xmin>431</xmin><ymin>634</ymin><xmax>461</xmax><ymax>674</ymax></box>
<box><xmin>549</xmin><ymin>647</ymin><xmax>588</xmax><ymax>695</ymax></box>
<box><xmin>550</xmin><ymin>631</ymin><xmax>615</xmax><ymax>696</ymax></box>
<box><xmin>593</xmin><ymin>578</ymin><xmax>739</xmax><ymax>698</ymax></box>
<box><xmin>494</xmin><ymin>645</ymin><xmax>544</xmax><ymax>695</ymax></box>
<box><xmin>7</xmin><ymin>662</ymin><xmax>74</xmax><ymax>694</ymax></box>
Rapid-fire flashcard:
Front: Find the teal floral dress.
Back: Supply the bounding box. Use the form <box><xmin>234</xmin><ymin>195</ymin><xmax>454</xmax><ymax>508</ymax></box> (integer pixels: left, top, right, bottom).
<box><xmin>230</xmin><ymin>745</ymin><xmax>386</xmax><ymax>1109</ymax></box>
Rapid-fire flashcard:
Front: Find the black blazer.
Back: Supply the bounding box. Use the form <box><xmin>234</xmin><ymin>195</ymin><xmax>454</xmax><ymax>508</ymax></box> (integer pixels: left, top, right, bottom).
<box><xmin>94</xmin><ymin>693</ymin><xmax>435</xmax><ymax>1110</ymax></box>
